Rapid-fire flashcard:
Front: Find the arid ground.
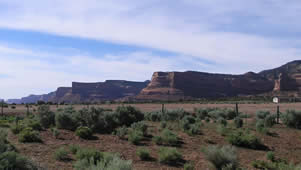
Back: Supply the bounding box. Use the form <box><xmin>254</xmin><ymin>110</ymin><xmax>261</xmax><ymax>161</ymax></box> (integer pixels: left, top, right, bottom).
<box><xmin>2</xmin><ymin>103</ymin><xmax>301</xmax><ymax>170</ymax></box>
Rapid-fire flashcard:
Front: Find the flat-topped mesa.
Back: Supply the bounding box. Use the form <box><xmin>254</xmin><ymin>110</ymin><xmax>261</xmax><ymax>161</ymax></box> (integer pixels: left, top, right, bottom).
<box><xmin>137</xmin><ymin>71</ymin><xmax>275</xmax><ymax>101</ymax></box>
<box><xmin>71</xmin><ymin>80</ymin><xmax>149</xmax><ymax>102</ymax></box>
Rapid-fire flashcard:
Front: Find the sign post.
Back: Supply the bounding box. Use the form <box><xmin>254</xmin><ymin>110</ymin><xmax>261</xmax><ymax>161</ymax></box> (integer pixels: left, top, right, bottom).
<box><xmin>273</xmin><ymin>97</ymin><xmax>280</xmax><ymax>124</ymax></box>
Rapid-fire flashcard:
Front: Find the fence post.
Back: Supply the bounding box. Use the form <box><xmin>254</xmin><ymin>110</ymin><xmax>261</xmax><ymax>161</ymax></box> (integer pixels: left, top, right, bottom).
<box><xmin>26</xmin><ymin>104</ymin><xmax>30</xmax><ymax>117</ymax></box>
<box><xmin>1</xmin><ymin>100</ymin><xmax>3</xmax><ymax>117</ymax></box>
<box><xmin>277</xmin><ymin>105</ymin><xmax>280</xmax><ymax>124</ymax></box>
<box><xmin>162</xmin><ymin>104</ymin><xmax>165</xmax><ymax>113</ymax></box>
<box><xmin>235</xmin><ymin>103</ymin><xmax>239</xmax><ymax>116</ymax></box>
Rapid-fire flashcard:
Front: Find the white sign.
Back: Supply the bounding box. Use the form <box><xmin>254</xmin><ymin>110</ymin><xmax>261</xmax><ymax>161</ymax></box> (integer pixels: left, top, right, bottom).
<box><xmin>273</xmin><ymin>97</ymin><xmax>279</xmax><ymax>104</ymax></box>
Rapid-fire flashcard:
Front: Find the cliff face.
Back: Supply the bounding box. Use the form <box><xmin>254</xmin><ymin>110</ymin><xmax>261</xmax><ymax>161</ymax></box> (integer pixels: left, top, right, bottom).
<box><xmin>71</xmin><ymin>80</ymin><xmax>150</xmax><ymax>102</ymax></box>
<box><xmin>137</xmin><ymin>71</ymin><xmax>275</xmax><ymax>101</ymax></box>
<box><xmin>259</xmin><ymin>60</ymin><xmax>301</xmax><ymax>92</ymax></box>
<box><xmin>137</xmin><ymin>60</ymin><xmax>301</xmax><ymax>101</ymax></box>
<box><xmin>7</xmin><ymin>80</ymin><xmax>149</xmax><ymax>104</ymax></box>
<box><xmin>7</xmin><ymin>60</ymin><xmax>301</xmax><ymax>103</ymax></box>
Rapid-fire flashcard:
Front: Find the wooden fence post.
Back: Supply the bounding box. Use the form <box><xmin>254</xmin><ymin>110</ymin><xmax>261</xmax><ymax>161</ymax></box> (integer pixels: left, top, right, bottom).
<box><xmin>1</xmin><ymin>100</ymin><xmax>3</xmax><ymax>117</ymax></box>
<box><xmin>235</xmin><ymin>103</ymin><xmax>239</xmax><ymax>116</ymax></box>
<box><xmin>277</xmin><ymin>105</ymin><xmax>280</xmax><ymax>124</ymax></box>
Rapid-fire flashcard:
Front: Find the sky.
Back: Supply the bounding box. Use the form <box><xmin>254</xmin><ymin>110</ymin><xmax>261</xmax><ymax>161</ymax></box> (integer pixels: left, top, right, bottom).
<box><xmin>0</xmin><ymin>0</ymin><xmax>301</xmax><ymax>99</ymax></box>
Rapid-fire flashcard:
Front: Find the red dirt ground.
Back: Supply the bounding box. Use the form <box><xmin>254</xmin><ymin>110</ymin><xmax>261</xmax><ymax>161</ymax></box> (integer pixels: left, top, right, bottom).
<box><xmin>4</xmin><ymin>103</ymin><xmax>301</xmax><ymax>170</ymax></box>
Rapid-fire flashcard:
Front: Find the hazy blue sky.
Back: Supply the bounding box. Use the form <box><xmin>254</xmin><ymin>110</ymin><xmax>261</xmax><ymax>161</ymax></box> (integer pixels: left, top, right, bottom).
<box><xmin>0</xmin><ymin>0</ymin><xmax>301</xmax><ymax>99</ymax></box>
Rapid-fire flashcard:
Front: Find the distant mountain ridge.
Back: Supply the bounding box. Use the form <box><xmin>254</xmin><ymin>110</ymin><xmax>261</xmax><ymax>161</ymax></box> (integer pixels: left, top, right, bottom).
<box><xmin>7</xmin><ymin>60</ymin><xmax>301</xmax><ymax>103</ymax></box>
<box><xmin>7</xmin><ymin>80</ymin><xmax>150</xmax><ymax>104</ymax></box>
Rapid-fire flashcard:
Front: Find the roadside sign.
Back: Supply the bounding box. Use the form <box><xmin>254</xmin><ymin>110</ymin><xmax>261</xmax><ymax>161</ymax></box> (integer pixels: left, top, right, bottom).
<box><xmin>273</xmin><ymin>97</ymin><xmax>279</xmax><ymax>104</ymax></box>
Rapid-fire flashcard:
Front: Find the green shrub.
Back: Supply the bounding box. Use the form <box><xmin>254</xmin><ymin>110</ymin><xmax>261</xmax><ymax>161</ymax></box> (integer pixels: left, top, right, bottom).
<box><xmin>18</xmin><ymin>128</ymin><xmax>42</xmax><ymax>143</ymax></box>
<box><xmin>227</xmin><ymin>130</ymin><xmax>263</xmax><ymax>149</ymax></box>
<box><xmin>74</xmin><ymin>153</ymin><xmax>132</xmax><ymax>170</ymax></box>
<box><xmin>76</xmin><ymin>107</ymin><xmax>106</xmax><ymax>130</ymax></box>
<box><xmin>181</xmin><ymin>115</ymin><xmax>196</xmax><ymax>131</ymax></box>
<box><xmin>25</xmin><ymin>119</ymin><xmax>42</xmax><ymax>131</ymax></box>
<box><xmin>161</xmin><ymin>129</ymin><xmax>179</xmax><ymax>146</ymax></box>
<box><xmin>0</xmin><ymin>120</ymin><xmax>10</xmax><ymax>128</ymax></box>
<box><xmin>54</xmin><ymin>147</ymin><xmax>69</xmax><ymax>161</ymax></box>
<box><xmin>95</xmin><ymin>112</ymin><xmax>119</xmax><ymax>133</ymax></box>
<box><xmin>115</xmin><ymin>126</ymin><xmax>128</xmax><ymax>140</ymax></box>
<box><xmin>128</xmin><ymin>130</ymin><xmax>143</xmax><ymax>145</ymax></box>
<box><xmin>217</xmin><ymin>117</ymin><xmax>227</xmax><ymax>126</ymax></box>
<box><xmin>208</xmin><ymin>109</ymin><xmax>226</xmax><ymax>120</ymax></box>
<box><xmin>186</xmin><ymin>123</ymin><xmax>202</xmax><ymax>136</ymax></box>
<box><xmin>75</xmin><ymin>126</ymin><xmax>93</xmax><ymax>139</ymax></box>
<box><xmin>208</xmin><ymin>108</ymin><xmax>237</xmax><ymax>120</ymax></box>
<box><xmin>0</xmin><ymin>129</ymin><xmax>38</xmax><ymax>169</ymax></box>
<box><xmin>51</xmin><ymin>128</ymin><xmax>60</xmax><ymax>139</ymax></box>
<box><xmin>256</xmin><ymin>110</ymin><xmax>270</xmax><ymax>120</ymax></box>
<box><xmin>224</xmin><ymin>109</ymin><xmax>237</xmax><ymax>120</ymax></box>
<box><xmin>145</xmin><ymin>109</ymin><xmax>189</xmax><ymax>122</ymax></box>
<box><xmin>69</xmin><ymin>144</ymin><xmax>81</xmax><ymax>154</ymax></box>
<box><xmin>114</xmin><ymin>106</ymin><xmax>144</xmax><ymax>126</ymax></box>
<box><xmin>144</xmin><ymin>111</ymin><xmax>161</xmax><ymax>122</ymax></box>
<box><xmin>37</xmin><ymin>105</ymin><xmax>55</xmax><ymax>128</ymax></box>
<box><xmin>160</xmin><ymin>121</ymin><xmax>167</xmax><ymax>129</ymax></box>
<box><xmin>158</xmin><ymin>147</ymin><xmax>182</xmax><ymax>164</ymax></box>
<box><xmin>10</xmin><ymin>124</ymin><xmax>25</xmax><ymax>134</ymax></box>
<box><xmin>205</xmin><ymin>117</ymin><xmax>210</xmax><ymax>123</ymax></box>
<box><xmin>216</xmin><ymin>125</ymin><xmax>231</xmax><ymax>136</ymax></box>
<box><xmin>131</xmin><ymin>122</ymin><xmax>148</xmax><ymax>136</ymax></box>
<box><xmin>75</xmin><ymin>148</ymin><xmax>103</xmax><ymax>164</ymax></box>
<box><xmin>202</xmin><ymin>145</ymin><xmax>238</xmax><ymax>170</ymax></box>
<box><xmin>252</xmin><ymin>160</ymin><xmax>301</xmax><ymax>170</ymax></box>
<box><xmin>0</xmin><ymin>129</ymin><xmax>15</xmax><ymax>153</ymax></box>
<box><xmin>234</xmin><ymin>117</ymin><xmax>243</xmax><ymax>128</ymax></box>
<box><xmin>266</xmin><ymin>151</ymin><xmax>275</xmax><ymax>162</ymax></box>
<box><xmin>152</xmin><ymin>136</ymin><xmax>163</xmax><ymax>145</ymax></box>
<box><xmin>264</xmin><ymin>114</ymin><xmax>276</xmax><ymax>128</ymax></box>
<box><xmin>281</xmin><ymin>110</ymin><xmax>301</xmax><ymax>129</ymax></box>
<box><xmin>55</xmin><ymin>108</ymin><xmax>78</xmax><ymax>131</ymax></box>
<box><xmin>162</xmin><ymin>109</ymin><xmax>189</xmax><ymax>121</ymax></box>
<box><xmin>0</xmin><ymin>151</ymin><xmax>38</xmax><ymax>170</ymax></box>
<box><xmin>256</xmin><ymin>119</ymin><xmax>270</xmax><ymax>134</ymax></box>
<box><xmin>194</xmin><ymin>108</ymin><xmax>210</xmax><ymax>120</ymax></box>
<box><xmin>184</xmin><ymin>163</ymin><xmax>194</xmax><ymax>170</ymax></box>
<box><xmin>234</xmin><ymin>117</ymin><xmax>244</xmax><ymax>128</ymax></box>
<box><xmin>136</xmin><ymin>148</ymin><xmax>150</xmax><ymax>160</ymax></box>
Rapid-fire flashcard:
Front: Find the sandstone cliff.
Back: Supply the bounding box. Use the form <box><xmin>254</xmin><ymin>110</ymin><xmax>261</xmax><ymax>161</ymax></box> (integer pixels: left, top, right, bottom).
<box><xmin>70</xmin><ymin>80</ymin><xmax>150</xmax><ymax>102</ymax></box>
<box><xmin>137</xmin><ymin>60</ymin><xmax>301</xmax><ymax>101</ymax></box>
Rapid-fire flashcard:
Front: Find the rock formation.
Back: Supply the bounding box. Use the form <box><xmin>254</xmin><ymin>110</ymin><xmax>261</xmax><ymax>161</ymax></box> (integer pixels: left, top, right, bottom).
<box><xmin>137</xmin><ymin>60</ymin><xmax>301</xmax><ymax>101</ymax></box>
<box><xmin>7</xmin><ymin>80</ymin><xmax>149</xmax><ymax>104</ymax></box>
<box><xmin>7</xmin><ymin>60</ymin><xmax>301</xmax><ymax>103</ymax></box>
<box><xmin>136</xmin><ymin>71</ymin><xmax>275</xmax><ymax>101</ymax></box>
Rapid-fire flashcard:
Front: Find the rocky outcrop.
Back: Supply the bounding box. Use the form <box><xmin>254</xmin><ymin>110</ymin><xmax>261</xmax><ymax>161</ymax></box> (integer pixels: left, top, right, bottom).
<box><xmin>71</xmin><ymin>80</ymin><xmax>150</xmax><ymax>102</ymax></box>
<box><xmin>137</xmin><ymin>60</ymin><xmax>301</xmax><ymax>101</ymax></box>
<box><xmin>259</xmin><ymin>60</ymin><xmax>301</xmax><ymax>92</ymax></box>
<box><xmin>137</xmin><ymin>71</ymin><xmax>275</xmax><ymax>101</ymax></box>
<box><xmin>7</xmin><ymin>80</ymin><xmax>149</xmax><ymax>104</ymax></box>
<box><xmin>7</xmin><ymin>60</ymin><xmax>301</xmax><ymax>103</ymax></box>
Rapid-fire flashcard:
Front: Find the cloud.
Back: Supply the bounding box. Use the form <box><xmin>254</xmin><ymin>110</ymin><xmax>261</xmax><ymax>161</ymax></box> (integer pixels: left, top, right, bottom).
<box><xmin>0</xmin><ymin>0</ymin><xmax>300</xmax><ymax>72</ymax></box>
<box><xmin>0</xmin><ymin>44</ymin><xmax>213</xmax><ymax>99</ymax></box>
<box><xmin>0</xmin><ymin>0</ymin><xmax>301</xmax><ymax>98</ymax></box>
